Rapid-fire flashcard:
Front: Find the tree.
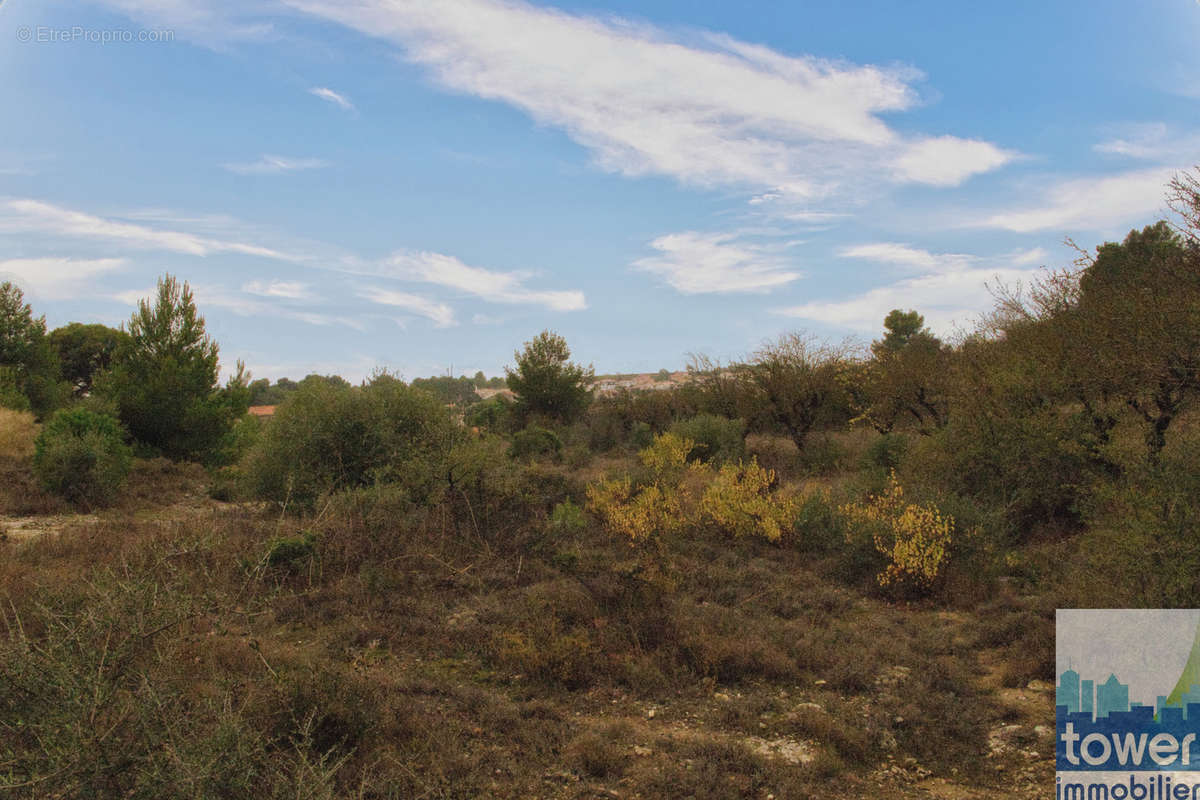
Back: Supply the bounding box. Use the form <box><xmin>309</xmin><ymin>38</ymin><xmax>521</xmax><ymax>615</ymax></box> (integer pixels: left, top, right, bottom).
<box><xmin>100</xmin><ymin>274</ymin><xmax>249</xmax><ymax>461</ymax></box>
<box><xmin>744</xmin><ymin>333</ymin><xmax>853</xmax><ymax>450</ymax></box>
<box><xmin>1075</xmin><ymin>222</ymin><xmax>1200</xmax><ymax>457</ymax></box>
<box><xmin>855</xmin><ymin>310</ymin><xmax>949</xmax><ymax>434</ymax></box>
<box><xmin>872</xmin><ymin>309</ymin><xmax>929</xmax><ymax>356</ymax></box>
<box><xmin>49</xmin><ymin>322</ymin><xmax>129</xmax><ymax>397</ymax></box>
<box><xmin>0</xmin><ymin>281</ymin><xmax>66</xmax><ymax>416</ymax></box>
<box><xmin>505</xmin><ymin>330</ymin><xmax>593</xmax><ymax>424</ymax></box>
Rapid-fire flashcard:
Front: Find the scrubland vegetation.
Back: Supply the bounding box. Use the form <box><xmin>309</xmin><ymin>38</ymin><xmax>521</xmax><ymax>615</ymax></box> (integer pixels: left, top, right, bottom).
<box><xmin>3</xmin><ymin>172</ymin><xmax>1200</xmax><ymax>797</ymax></box>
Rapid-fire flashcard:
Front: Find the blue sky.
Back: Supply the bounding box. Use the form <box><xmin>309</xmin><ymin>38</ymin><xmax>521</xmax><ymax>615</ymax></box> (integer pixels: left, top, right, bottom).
<box><xmin>1</xmin><ymin>0</ymin><xmax>1198</xmax><ymax>381</ymax></box>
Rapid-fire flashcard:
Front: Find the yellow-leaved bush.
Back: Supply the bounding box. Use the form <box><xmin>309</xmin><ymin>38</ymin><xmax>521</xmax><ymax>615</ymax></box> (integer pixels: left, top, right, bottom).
<box><xmin>839</xmin><ymin>471</ymin><xmax>955</xmax><ymax>590</ymax></box>
<box><xmin>698</xmin><ymin>459</ymin><xmax>797</xmax><ymax>542</ymax></box>
<box><xmin>586</xmin><ymin>433</ymin><xmax>693</xmax><ymax>542</ymax></box>
<box><xmin>585</xmin><ymin>475</ymin><xmax>684</xmax><ymax>542</ymax></box>
<box><xmin>587</xmin><ymin>432</ymin><xmax>799</xmax><ymax>544</ymax></box>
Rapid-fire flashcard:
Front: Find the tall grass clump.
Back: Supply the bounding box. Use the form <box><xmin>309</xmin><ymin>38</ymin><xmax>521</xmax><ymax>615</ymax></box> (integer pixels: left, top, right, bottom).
<box><xmin>0</xmin><ymin>407</ymin><xmax>37</xmax><ymax>460</ymax></box>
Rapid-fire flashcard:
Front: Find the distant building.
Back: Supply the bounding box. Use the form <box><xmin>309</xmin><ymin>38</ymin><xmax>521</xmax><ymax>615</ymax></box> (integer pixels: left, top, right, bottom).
<box><xmin>1057</xmin><ymin>669</ymin><xmax>1081</xmax><ymax>714</ymax></box>
<box><xmin>1097</xmin><ymin>673</ymin><xmax>1130</xmax><ymax>718</ymax></box>
<box><xmin>247</xmin><ymin>405</ymin><xmax>276</xmax><ymax>418</ymax></box>
<box><xmin>475</xmin><ymin>388</ymin><xmax>516</xmax><ymax>402</ymax></box>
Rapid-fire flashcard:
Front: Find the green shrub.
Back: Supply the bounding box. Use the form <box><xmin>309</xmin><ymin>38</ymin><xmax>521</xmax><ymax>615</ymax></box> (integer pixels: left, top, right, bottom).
<box><xmin>668</xmin><ymin>413</ymin><xmax>745</xmax><ymax>464</ymax></box>
<box><xmin>549</xmin><ymin>499</ymin><xmax>587</xmax><ymax>534</ymax></box>
<box><xmin>863</xmin><ymin>432</ymin><xmax>908</xmax><ymax>472</ymax></box>
<box><xmin>796</xmin><ymin>433</ymin><xmax>848</xmax><ymax>475</ymax></box>
<box><xmin>508</xmin><ymin>426</ymin><xmax>562</xmax><ymax>461</ymax></box>
<box><xmin>32</xmin><ymin>407</ymin><xmax>132</xmax><ymax>507</ymax></box>
<box><xmin>265</xmin><ymin>531</ymin><xmax>319</xmax><ymax>572</ymax></box>
<box><xmin>0</xmin><ymin>366</ymin><xmax>31</xmax><ymax>412</ymax></box>
<box><xmin>464</xmin><ymin>394</ymin><xmax>514</xmax><ymax>434</ymax></box>
<box><xmin>897</xmin><ymin>404</ymin><xmax>1102</xmax><ymax>535</ymax></box>
<box><xmin>242</xmin><ymin>373</ymin><xmax>455</xmax><ymax>510</ymax></box>
<box><xmin>630</xmin><ymin>420</ymin><xmax>654</xmax><ymax>449</ymax></box>
<box><xmin>1065</xmin><ymin>439</ymin><xmax>1200</xmax><ymax>606</ymax></box>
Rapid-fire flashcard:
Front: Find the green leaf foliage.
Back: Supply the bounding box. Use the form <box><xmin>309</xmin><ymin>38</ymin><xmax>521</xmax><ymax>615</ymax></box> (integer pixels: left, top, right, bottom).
<box><xmin>100</xmin><ymin>275</ymin><xmax>248</xmax><ymax>461</ymax></box>
<box><xmin>33</xmin><ymin>407</ymin><xmax>132</xmax><ymax>508</ymax></box>
<box><xmin>505</xmin><ymin>330</ymin><xmax>594</xmax><ymax>424</ymax></box>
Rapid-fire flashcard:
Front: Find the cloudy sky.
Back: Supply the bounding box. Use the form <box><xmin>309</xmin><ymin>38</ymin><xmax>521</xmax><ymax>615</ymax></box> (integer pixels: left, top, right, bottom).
<box><xmin>2</xmin><ymin>0</ymin><xmax>1198</xmax><ymax>381</ymax></box>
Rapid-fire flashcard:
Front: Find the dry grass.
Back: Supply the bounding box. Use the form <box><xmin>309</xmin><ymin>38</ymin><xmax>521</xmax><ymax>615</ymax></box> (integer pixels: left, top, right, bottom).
<box><xmin>0</xmin><ymin>408</ymin><xmax>63</xmax><ymax>515</ymax></box>
<box><xmin>0</xmin><ymin>408</ymin><xmax>37</xmax><ymax>460</ymax></box>
<box><xmin>0</xmin><ymin>443</ymin><xmax>1052</xmax><ymax>798</ymax></box>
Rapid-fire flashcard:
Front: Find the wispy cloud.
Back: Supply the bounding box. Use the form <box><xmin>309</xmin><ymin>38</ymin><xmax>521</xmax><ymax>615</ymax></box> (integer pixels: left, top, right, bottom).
<box><xmin>0</xmin><ymin>257</ymin><xmax>128</xmax><ymax>299</ymax></box>
<box><xmin>839</xmin><ymin>242</ymin><xmax>974</xmax><ymax>274</ymax></box>
<box><xmin>779</xmin><ymin>244</ymin><xmax>1060</xmax><ymax>334</ymax></box>
<box><xmin>242</xmin><ymin>280</ymin><xmax>313</xmax><ymax>299</ymax></box>
<box><xmin>634</xmin><ymin>231</ymin><xmax>801</xmax><ymax>294</ymax></box>
<box><xmin>284</xmin><ymin>0</ymin><xmax>1012</xmax><ymax>198</ymax></box>
<box><xmin>1093</xmin><ymin>123</ymin><xmax>1200</xmax><ymax>162</ymax></box>
<box><xmin>360</xmin><ymin>287</ymin><xmax>456</xmax><ymax>327</ymax></box>
<box><xmin>223</xmin><ymin>155</ymin><xmax>330</xmax><ymax>175</ymax></box>
<box><xmin>976</xmin><ymin>167</ymin><xmax>1174</xmax><ymax>233</ymax></box>
<box><xmin>114</xmin><ymin>282</ymin><xmax>365</xmax><ymax>330</ymax></box>
<box><xmin>0</xmin><ymin>198</ymin><xmax>305</xmax><ymax>262</ymax></box>
<box><xmin>777</xmin><ymin>265</ymin><xmax>1046</xmax><ymax>335</ymax></box>
<box><xmin>309</xmin><ymin>86</ymin><xmax>355</xmax><ymax>111</ymax></box>
<box><xmin>382</xmin><ymin>250</ymin><xmax>585</xmax><ymax>311</ymax></box>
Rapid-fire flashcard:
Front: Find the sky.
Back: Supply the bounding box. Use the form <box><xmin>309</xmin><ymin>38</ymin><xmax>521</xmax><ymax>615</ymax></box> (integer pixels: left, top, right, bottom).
<box><xmin>1</xmin><ymin>0</ymin><xmax>1199</xmax><ymax>382</ymax></box>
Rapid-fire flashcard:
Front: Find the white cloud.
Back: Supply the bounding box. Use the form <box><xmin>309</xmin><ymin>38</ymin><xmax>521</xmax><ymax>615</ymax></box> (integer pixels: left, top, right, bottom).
<box><xmin>0</xmin><ymin>198</ymin><xmax>304</xmax><ymax>261</ymax></box>
<box><xmin>978</xmin><ymin>168</ymin><xmax>1174</xmax><ymax>233</ymax></box>
<box><xmin>309</xmin><ymin>86</ymin><xmax>355</xmax><ymax>111</ymax></box>
<box><xmin>113</xmin><ymin>282</ymin><xmax>364</xmax><ymax>330</ymax></box>
<box><xmin>777</xmin><ymin>265</ymin><xmax>1046</xmax><ymax>335</ymax></box>
<box><xmin>0</xmin><ymin>257</ymin><xmax>128</xmax><ymax>299</ymax></box>
<box><xmin>360</xmin><ymin>287</ymin><xmax>456</xmax><ymax>327</ymax></box>
<box><xmin>383</xmin><ymin>250</ymin><xmax>586</xmax><ymax>311</ymax></box>
<box><xmin>634</xmin><ymin>231</ymin><xmax>801</xmax><ymax>294</ymax></box>
<box><xmin>780</xmin><ymin>243</ymin><xmax>1064</xmax><ymax>333</ymax></box>
<box><xmin>284</xmin><ymin>0</ymin><xmax>1011</xmax><ymax>196</ymax></box>
<box><xmin>242</xmin><ymin>280</ymin><xmax>313</xmax><ymax>299</ymax></box>
<box><xmin>1092</xmin><ymin>123</ymin><xmax>1200</xmax><ymax>162</ymax></box>
<box><xmin>223</xmin><ymin>155</ymin><xmax>330</xmax><ymax>175</ymax></box>
<box><xmin>893</xmin><ymin>136</ymin><xmax>1016</xmax><ymax>187</ymax></box>
<box><xmin>1010</xmin><ymin>246</ymin><xmax>1048</xmax><ymax>266</ymax></box>
<box><xmin>839</xmin><ymin>242</ymin><xmax>974</xmax><ymax>274</ymax></box>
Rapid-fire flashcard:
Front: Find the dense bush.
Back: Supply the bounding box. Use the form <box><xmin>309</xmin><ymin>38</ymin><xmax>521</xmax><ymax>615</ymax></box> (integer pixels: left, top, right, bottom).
<box><xmin>669</xmin><ymin>412</ymin><xmax>746</xmax><ymax>465</ymax></box>
<box><xmin>901</xmin><ymin>407</ymin><xmax>1098</xmax><ymax>533</ymax></box>
<box><xmin>698</xmin><ymin>458</ymin><xmax>796</xmax><ymax>542</ymax></box>
<box><xmin>1064</xmin><ymin>432</ymin><xmax>1200</xmax><ymax>606</ymax></box>
<box><xmin>242</xmin><ymin>373</ymin><xmax>456</xmax><ymax>509</ymax></box>
<box><xmin>508</xmin><ymin>425</ymin><xmax>562</xmax><ymax>461</ymax></box>
<box><xmin>864</xmin><ymin>432</ymin><xmax>909</xmax><ymax>472</ymax></box>
<box><xmin>464</xmin><ymin>394</ymin><xmax>514</xmax><ymax>434</ymax></box>
<box><xmin>840</xmin><ymin>473</ymin><xmax>959</xmax><ymax>594</ymax></box>
<box><xmin>32</xmin><ymin>407</ymin><xmax>132</xmax><ymax>508</ymax></box>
